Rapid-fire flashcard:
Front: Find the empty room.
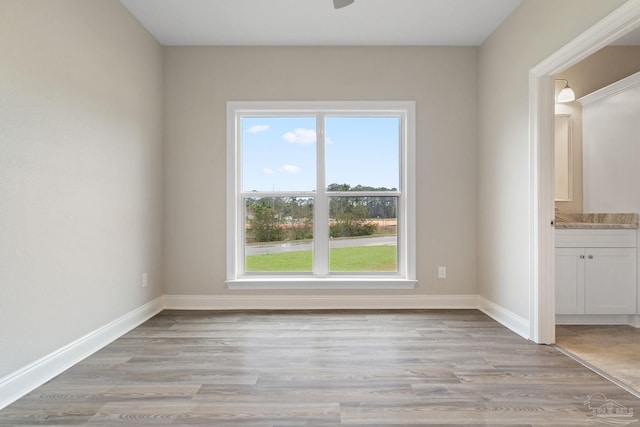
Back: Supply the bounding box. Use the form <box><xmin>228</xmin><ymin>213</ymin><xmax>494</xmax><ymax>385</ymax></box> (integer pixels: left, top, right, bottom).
<box><xmin>2</xmin><ymin>0</ymin><xmax>640</xmax><ymax>424</ymax></box>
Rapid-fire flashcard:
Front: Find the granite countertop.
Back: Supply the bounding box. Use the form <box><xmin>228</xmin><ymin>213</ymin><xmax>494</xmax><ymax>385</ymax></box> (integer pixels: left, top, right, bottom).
<box><xmin>555</xmin><ymin>213</ymin><xmax>639</xmax><ymax>229</ymax></box>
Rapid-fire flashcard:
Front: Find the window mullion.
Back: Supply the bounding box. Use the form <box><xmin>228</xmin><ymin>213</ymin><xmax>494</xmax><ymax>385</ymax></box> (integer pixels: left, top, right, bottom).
<box><xmin>236</xmin><ymin>117</ymin><xmax>245</xmax><ymax>277</ymax></box>
<box><xmin>228</xmin><ymin>101</ymin><xmax>415</xmax><ymax>286</ymax></box>
<box><xmin>314</xmin><ymin>113</ymin><xmax>329</xmax><ymax>276</ymax></box>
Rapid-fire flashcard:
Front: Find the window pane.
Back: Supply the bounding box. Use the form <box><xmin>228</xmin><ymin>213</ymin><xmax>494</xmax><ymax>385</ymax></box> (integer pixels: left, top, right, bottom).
<box><xmin>325</xmin><ymin>116</ymin><xmax>400</xmax><ymax>191</ymax></box>
<box><xmin>245</xmin><ymin>197</ymin><xmax>314</xmax><ymax>272</ymax></box>
<box><xmin>242</xmin><ymin>117</ymin><xmax>316</xmax><ymax>192</ymax></box>
<box><xmin>329</xmin><ymin>196</ymin><xmax>397</xmax><ymax>272</ymax></box>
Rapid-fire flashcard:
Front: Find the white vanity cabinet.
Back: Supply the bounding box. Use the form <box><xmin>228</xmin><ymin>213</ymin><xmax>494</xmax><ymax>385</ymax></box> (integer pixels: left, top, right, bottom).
<box><xmin>555</xmin><ymin>229</ymin><xmax>637</xmax><ymax>315</ymax></box>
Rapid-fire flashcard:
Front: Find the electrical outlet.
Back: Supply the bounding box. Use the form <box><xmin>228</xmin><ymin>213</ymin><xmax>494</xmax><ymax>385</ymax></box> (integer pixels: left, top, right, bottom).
<box><xmin>142</xmin><ymin>273</ymin><xmax>148</xmax><ymax>288</ymax></box>
<box><xmin>438</xmin><ymin>266</ymin><xmax>446</xmax><ymax>279</ymax></box>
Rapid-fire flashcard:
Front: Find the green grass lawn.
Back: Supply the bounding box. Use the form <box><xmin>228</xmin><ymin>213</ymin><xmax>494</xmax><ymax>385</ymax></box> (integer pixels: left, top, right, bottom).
<box><xmin>245</xmin><ymin>245</ymin><xmax>397</xmax><ymax>272</ymax></box>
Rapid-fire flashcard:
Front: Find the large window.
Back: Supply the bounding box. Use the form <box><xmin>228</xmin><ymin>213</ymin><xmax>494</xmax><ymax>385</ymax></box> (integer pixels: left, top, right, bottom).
<box><xmin>227</xmin><ymin>101</ymin><xmax>415</xmax><ymax>289</ymax></box>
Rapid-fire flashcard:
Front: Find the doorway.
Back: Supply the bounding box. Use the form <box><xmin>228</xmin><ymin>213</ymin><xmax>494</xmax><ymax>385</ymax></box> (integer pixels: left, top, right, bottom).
<box><xmin>529</xmin><ymin>1</ymin><xmax>640</xmax><ymax>344</ymax></box>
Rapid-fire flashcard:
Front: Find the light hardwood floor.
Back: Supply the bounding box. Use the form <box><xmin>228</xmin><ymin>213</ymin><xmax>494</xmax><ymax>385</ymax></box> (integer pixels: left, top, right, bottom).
<box><xmin>1</xmin><ymin>309</ymin><xmax>639</xmax><ymax>425</ymax></box>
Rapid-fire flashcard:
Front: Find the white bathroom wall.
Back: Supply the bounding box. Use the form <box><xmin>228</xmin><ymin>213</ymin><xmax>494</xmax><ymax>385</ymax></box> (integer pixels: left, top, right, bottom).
<box><xmin>555</xmin><ymin>45</ymin><xmax>640</xmax><ymax>214</ymax></box>
<box><xmin>580</xmin><ymin>71</ymin><xmax>640</xmax><ymax>212</ymax></box>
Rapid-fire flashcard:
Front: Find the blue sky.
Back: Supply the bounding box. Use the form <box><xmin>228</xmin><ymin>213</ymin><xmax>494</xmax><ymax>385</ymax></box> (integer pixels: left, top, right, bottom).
<box><xmin>242</xmin><ymin>116</ymin><xmax>400</xmax><ymax>192</ymax></box>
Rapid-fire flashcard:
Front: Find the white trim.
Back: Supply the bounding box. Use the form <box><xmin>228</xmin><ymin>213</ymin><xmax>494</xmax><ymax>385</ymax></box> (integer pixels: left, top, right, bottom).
<box><xmin>0</xmin><ymin>297</ymin><xmax>164</xmax><ymax>411</ymax></box>
<box><xmin>163</xmin><ymin>294</ymin><xmax>479</xmax><ymax>310</ymax></box>
<box><xmin>0</xmin><ymin>293</ymin><xmax>534</xmax><ymax>409</ymax></box>
<box><xmin>404</xmin><ymin>103</ymin><xmax>417</xmax><ymax>282</ymax></box>
<box><xmin>167</xmin><ymin>295</ymin><xmax>533</xmax><ymax>341</ymax></box>
<box><xmin>556</xmin><ymin>314</ymin><xmax>639</xmax><ymax>326</ymax></box>
<box><xmin>529</xmin><ymin>0</ymin><xmax>640</xmax><ymax>344</ymax></box>
<box><xmin>315</xmin><ymin>114</ymin><xmax>329</xmax><ymax>276</ymax></box>
<box><xmin>478</xmin><ymin>297</ymin><xmax>531</xmax><ymax>340</ymax></box>
<box><xmin>226</xmin><ymin>101</ymin><xmax>416</xmax><ymax>286</ymax></box>
<box><xmin>226</xmin><ymin>278</ymin><xmax>417</xmax><ymax>290</ymax></box>
<box><xmin>529</xmin><ymin>73</ymin><xmax>556</xmax><ymax>344</ymax></box>
<box><xmin>578</xmin><ymin>69</ymin><xmax>640</xmax><ymax>106</ymax></box>
<box><xmin>226</xmin><ymin>101</ymin><xmax>240</xmax><ymax>281</ymax></box>
<box><xmin>529</xmin><ymin>1</ymin><xmax>640</xmax><ymax>77</ymax></box>
<box><xmin>226</xmin><ymin>100</ymin><xmax>417</xmax><ymax>113</ymax></box>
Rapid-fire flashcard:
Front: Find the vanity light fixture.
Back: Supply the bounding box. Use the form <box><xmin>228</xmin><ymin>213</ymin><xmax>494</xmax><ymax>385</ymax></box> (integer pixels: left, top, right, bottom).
<box><xmin>556</xmin><ymin>79</ymin><xmax>576</xmax><ymax>103</ymax></box>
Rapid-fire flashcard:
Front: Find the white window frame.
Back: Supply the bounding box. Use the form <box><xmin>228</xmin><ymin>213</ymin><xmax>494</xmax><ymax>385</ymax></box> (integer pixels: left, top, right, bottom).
<box><xmin>226</xmin><ymin>101</ymin><xmax>416</xmax><ymax>289</ymax></box>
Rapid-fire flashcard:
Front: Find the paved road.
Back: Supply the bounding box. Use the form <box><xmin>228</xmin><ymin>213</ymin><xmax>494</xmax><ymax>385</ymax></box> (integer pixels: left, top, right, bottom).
<box><xmin>246</xmin><ymin>236</ymin><xmax>396</xmax><ymax>256</ymax></box>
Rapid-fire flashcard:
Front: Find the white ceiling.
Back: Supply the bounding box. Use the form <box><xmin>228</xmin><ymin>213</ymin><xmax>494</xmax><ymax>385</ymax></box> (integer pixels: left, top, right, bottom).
<box><xmin>120</xmin><ymin>0</ymin><xmax>523</xmax><ymax>46</ymax></box>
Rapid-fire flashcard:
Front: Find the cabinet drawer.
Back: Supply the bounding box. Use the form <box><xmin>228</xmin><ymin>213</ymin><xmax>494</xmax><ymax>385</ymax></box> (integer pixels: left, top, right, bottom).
<box><xmin>555</xmin><ymin>229</ymin><xmax>637</xmax><ymax>248</ymax></box>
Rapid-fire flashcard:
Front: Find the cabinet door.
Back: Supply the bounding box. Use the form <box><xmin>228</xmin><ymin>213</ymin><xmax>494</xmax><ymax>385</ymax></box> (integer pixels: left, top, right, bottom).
<box><xmin>585</xmin><ymin>247</ymin><xmax>637</xmax><ymax>314</ymax></box>
<box><xmin>555</xmin><ymin>248</ymin><xmax>586</xmax><ymax>314</ymax></box>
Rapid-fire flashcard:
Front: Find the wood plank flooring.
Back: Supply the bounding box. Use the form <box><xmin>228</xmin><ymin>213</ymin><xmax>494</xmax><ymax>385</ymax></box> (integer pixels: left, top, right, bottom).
<box><xmin>1</xmin><ymin>309</ymin><xmax>639</xmax><ymax>425</ymax></box>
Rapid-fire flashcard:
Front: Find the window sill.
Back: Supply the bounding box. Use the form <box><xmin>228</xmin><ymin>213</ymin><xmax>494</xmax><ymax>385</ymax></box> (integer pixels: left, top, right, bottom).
<box><xmin>226</xmin><ymin>278</ymin><xmax>417</xmax><ymax>290</ymax></box>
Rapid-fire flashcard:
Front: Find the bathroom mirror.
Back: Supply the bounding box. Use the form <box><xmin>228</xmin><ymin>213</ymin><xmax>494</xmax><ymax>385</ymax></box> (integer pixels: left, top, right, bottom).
<box><xmin>555</xmin><ymin>114</ymin><xmax>572</xmax><ymax>201</ymax></box>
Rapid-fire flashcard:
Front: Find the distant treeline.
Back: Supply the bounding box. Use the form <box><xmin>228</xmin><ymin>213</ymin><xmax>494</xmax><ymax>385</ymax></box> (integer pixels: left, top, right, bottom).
<box><xmin>246</xmin><ymin>183</ymin><xmax>397</xmax><ymax>242</ymax></box>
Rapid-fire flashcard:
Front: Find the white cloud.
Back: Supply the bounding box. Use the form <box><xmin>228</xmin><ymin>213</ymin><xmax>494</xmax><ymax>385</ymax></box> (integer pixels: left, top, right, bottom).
<box><xmin>248</xmin><ymin>125</ymin><xmax>270</xmax><ymax>134</ymax></box>
<box><xmin>282</xmin><ymin>128</ymin><xmax>316</xmax><ymax>144</ymax></box>
<box><xmin>261</xmin><ymin>167</ymin><xmax>273</xmax><ymax>175</ymax></box>
<box><xmin>279</xmin><ymin>164</ymin><xmax>301</xmax><ymax>174</ymax></box>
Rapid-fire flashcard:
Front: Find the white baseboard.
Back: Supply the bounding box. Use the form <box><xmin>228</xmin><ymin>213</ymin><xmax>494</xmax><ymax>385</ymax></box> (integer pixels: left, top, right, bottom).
<box><xmin>0</xmin><ymin>296</ymin><xmax>164</xmax><ymax>411</ymax></box>
<box><xmin>478</xmin><ymin>296</ymin><xmax>531</xmax><ymax>340</ymax></box>
<box><xmin>0</xmin><ymin>293</ymin><xmax>533</xmax><ymax>410</ymax></box>
<box><xmin>556</xmin><ymin>314</ymin><xmax>640</xmax><ymax>327</ymax></box>
<box><xmin>165</xmin><ymin>294</ymin><xmax>532</xmax><ymax>341</ymax></box>
<box><xmin>163</xmin><ymin>294</ymin><xmax>480</xmax><ymax>310</ymax></box>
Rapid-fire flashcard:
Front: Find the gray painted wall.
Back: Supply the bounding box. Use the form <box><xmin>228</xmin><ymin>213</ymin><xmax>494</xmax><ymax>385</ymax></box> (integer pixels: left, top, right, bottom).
<box><xmin>0</xmin><ymin>0</ymin><xmax>164</xmax><ymax>378</ymax></box>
